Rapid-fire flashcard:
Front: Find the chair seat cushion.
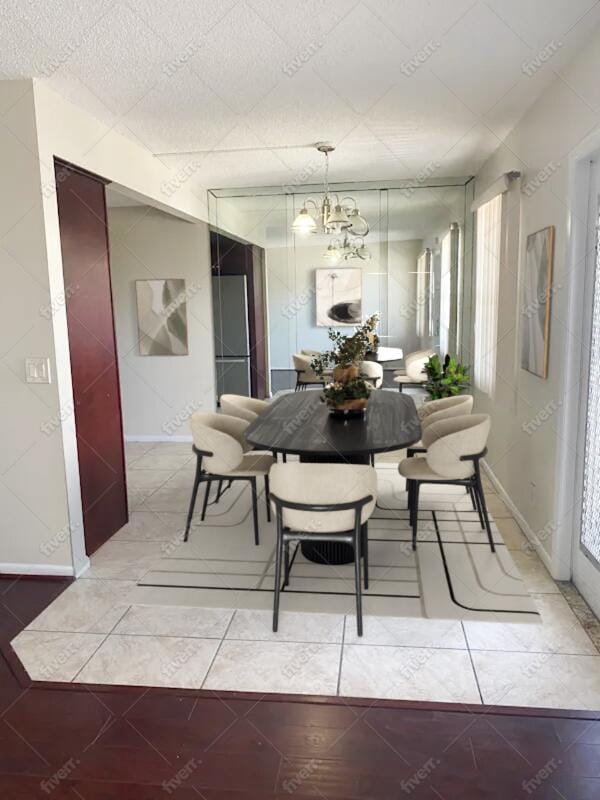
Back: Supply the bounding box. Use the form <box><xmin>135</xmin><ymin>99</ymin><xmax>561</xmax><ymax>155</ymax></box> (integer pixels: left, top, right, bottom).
<box><xmin>269</xmin><ymin>462</ymin><xmax>377</xmax><ymax>533</ymax></box>
<box><xmin>398</xmin><ymin>456</ymin><xmax>473</xmax><ymax>481</ymax></box>
<box><xmin>227</xmin><ymin>453</ymin><xmax>275</xmax><ymax>476</ymax></box>
<box><xmin>393</xmin><ymin>374</ymin><xmax>426</xmax><ymax>384</ymax></box>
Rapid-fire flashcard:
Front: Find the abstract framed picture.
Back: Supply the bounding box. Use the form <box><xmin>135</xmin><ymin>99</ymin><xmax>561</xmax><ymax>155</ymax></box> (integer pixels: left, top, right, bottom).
<box><xmin>315</xmin><ymin>268</ymin><xmax>362</xmax><ymax>326</ymax></box>
<box><xmin>136</xmin><ymin>279</ymin><xmax>189</xmax><ymax>356</ymax></box>
<box><xmin>520</xmin><ymin>226</ymin><xmax>554</xmax><ymax>378</ymax></box>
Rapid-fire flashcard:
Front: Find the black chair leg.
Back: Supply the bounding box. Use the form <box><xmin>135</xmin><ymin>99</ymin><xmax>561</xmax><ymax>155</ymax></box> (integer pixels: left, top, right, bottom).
<box><xmin>474</xmin><ymin>465</ymin><xmax>495</xmax><ymax>552</ymax></box>
<box><xmin>273</xmin><ymin>528</ymin><xmax>284</xmax><ymax>632</ymax></box>
<box><xmin>201</xmin><ymin>479</ymin><xmax>212</xmax><ymax>521</ymax></box>
<box><xmin>184</xmin><ymin>461</ymin><xmax>202</xmax><ymax>541</ymax></box>
<box><xmin>216</xmin><ymin>480</ymin><xmax>224</xmax><ymax>503</ymax></box>
<box><xmin>354</xmin><ymin>524</ymin><xmax>363</xmax><ymax>637</ymax></box>
<box><xmin>471</xmin><ymin>480</ymin><xmax>485</xmax><ymax>527</ymax></box>
<box><xmin>282</xmin><ymin>452</ymin><xmax>287</xmax><ymax>463</ymax></box>
<box><xmin>250</xmin><ymin>477</ymin><xmax>259</xmax><ymax>545</ymax></box>
<box><xmin>361</xmin><ymin>522</ymin><xmax>369</xmax><ymax>590</ymax></box>
<box><xmin>284</xmin><ymin>542</ymin><xmax>290</xmax><ymax>586</ymax></box>
<box><xmin>264</xmin><ymin>474</ymin><xmax>271</xmax><ymax>522</ymax></box>
<box><xmin>412</xmin><ymin>482</ymin><xmax>420</xmax><ymax>550</ymax></box>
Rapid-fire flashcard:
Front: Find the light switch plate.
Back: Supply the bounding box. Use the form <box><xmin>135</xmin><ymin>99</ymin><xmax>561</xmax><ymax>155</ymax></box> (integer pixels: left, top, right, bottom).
<box><xmin>25</xmin><ymin>357</ymin><xmax>51</xmax><ymax>384</ymax></box>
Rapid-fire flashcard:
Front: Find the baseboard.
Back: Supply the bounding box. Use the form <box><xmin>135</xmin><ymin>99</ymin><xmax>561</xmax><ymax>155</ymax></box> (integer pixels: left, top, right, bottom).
<box><xmin>482</xmin><ymin>459</ymin><xmax>554</xmax><ymax>575</ymax></box>
<box><xmin>74</xmin><ymin>557</ymin><xmax>90</xmax><ymax>578</ymax></box>
<box><xmin>0</xmin><ymin>563</ymin><xmax>75</xmax><ymax>577</ymax></box>
<box><xmin>124</xmin><ymin>435</ymin><xmax>193</xmax><ymax>443</ymax></box>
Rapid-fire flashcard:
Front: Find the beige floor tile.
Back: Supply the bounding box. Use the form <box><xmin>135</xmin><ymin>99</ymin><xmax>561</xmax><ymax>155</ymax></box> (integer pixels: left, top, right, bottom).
<box><xmin>114</xmin><ymin>604</ymin><xmax>233</xmax><ymax>638</ymax></box>
<box><xmin>126</xmin><ymin>469</ymin><xmax>175</xmax><ymax>493</ymax></box>
<box><xmin>493</xmin><ymin>517</ymin><xmax>529</xmax><ymax>550</ymax></box>
<box><xmin>471</xmin><ymin>650</ymin><xmax>600</xmax><ymax>710</ymax></box>
<box><xmin>510</xmin><ymin>550</ymin><xmax>560</xmax><ymax>594</ymax></box>
<box><xmin>86</xmin><ymin>541</ymin><xmax>164</xmax><ymax>580</ymax></box>
<box><xmin>112</xmin><ymin>511</ymin><xmax>188</xmax><ymax>542</ymax></box>
<box><xmin>26</xmin><ymin>578</ymin><xmax>136</xmax><ymax>633</ymax></box>
<box><xmin>130</xmin><ymin>450</ymin><xmax>194</xmax><ymax>471</ymax></box>
<box><xmin>463</xmin><ymin>594</ymin><xmax>597</xmax><ymax>655</ymax></box>
<box><xmin>226</xmin><ymin>609</ymin><xmax>345</xmax><ymax>643</ymax></box>
<box><xmin>340</xmin><ymin>644</ymin><xmax>480</xmax><ymax>702</ymax></box>
<box><xmin>75</xmin><ymin>634</ymin><xmax>219</xmax><ymax>688</ymax></box>
<box><xmin>11</xmin><ymin>631</ymin><xmax>105</xmax><ymax>681</ymax></box>
<box><xmin>204</xmin><ymin>640</ymin><xmax>341</xmax><ymax>694</ymax></box>
<box><xmin>344</xmin><ymin>615</ymin><xmax>467</xmax><ymax>648</ymax></box>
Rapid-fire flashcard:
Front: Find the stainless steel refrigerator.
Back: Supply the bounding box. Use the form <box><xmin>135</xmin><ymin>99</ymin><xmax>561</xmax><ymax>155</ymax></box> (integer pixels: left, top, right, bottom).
<box><xmin>212</xmin><ymin>274</ymin><xmax>251</xmax><ymax>398</ymax></box>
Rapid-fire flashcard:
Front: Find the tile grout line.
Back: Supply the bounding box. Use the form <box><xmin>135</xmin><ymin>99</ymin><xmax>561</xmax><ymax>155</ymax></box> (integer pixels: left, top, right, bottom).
<box><xmin>70</xmin><ymin>603</ymin><xmax>133</xmax><ymax>683</ymax></box>
<box><xmin>200</xmin><ymin>609</ymin><xmax>237</xmax><ymax>689</ymax></box>
<box><xmin>461</xmin><ymin>620</ymin><xmax>484</xmax><ymax>705</ymax></box>
<box><xmin>336</xmin><ymin>616</ymin><xmax>347</xmax><ymax>696</ymax></box>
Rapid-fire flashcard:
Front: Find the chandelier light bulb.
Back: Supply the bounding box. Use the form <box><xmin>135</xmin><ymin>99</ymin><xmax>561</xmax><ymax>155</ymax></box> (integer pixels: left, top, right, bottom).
<box><xmin>291</xmin><ymin>207</ymin><xmax>317</xmax><ymax>234</ymax></box>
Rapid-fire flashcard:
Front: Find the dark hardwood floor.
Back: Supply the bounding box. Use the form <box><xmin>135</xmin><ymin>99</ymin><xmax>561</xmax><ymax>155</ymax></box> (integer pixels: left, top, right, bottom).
<box><xmin>1</xmin><ymin>576</ymin><xmax>599</xmax><ymax>799</ymax></box>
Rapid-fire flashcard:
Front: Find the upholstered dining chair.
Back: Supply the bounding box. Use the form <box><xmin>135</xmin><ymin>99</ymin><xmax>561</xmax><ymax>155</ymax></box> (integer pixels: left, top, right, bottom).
<box><xmin>398</xmin><ymin>414</ymin><xmax>494</xmax><ymax>552</ymax></box>
<box><xmin>292</xmin><ymin>353</ymin><xmax>325</xmax><ymax>390</ymax></box>
<box><xmin>220</xmin><ymin>394</ymin><xmax>269</xmax><ymax>422</ymax></box>
<box><xmin>408</xmin><ymin>395</ymin><xmax>474</xmax><ymax>456</ymax></box>
<box><xmin>269</xmin><ymin>462</ymin><xmax>377</xmax><ymax>636</ymax></box>
<box><xmin>359</xmin><ymin>360</ymin><xmax>384</xmax><ymax>388</ymax></box>
<box><xmin>185</xmin><ymin>412</ymin><xmax>275</xmax><ymax>544</ymax></box>
<box><xmin>393</xmin><ymin>349</ymin><xmax>436</xmax><ymax>392</ymax></box>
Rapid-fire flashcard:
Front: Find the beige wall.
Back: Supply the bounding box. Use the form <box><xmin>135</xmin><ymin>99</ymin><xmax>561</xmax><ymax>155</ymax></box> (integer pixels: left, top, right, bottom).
<box><xmin>471</xmin><ymin>33</ymin><xmax>600</xmax><ymax>576</ymax></box>
<box><xmin>0</xmin><ymin>78</ymin><xmax>212</xmax><ymax>575</ymax></box>
<box><xmin>108</xmin><ymin>206</ymin><xmax>215</xmax><ymax>440</ymax></box>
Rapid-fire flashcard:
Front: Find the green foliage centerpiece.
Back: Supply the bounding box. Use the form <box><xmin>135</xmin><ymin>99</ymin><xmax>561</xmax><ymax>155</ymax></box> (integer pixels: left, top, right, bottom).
<box><xmin>424</xmin><ymin>353</ymin><xmax>470</xmax><ymax>399</ymax></box>
<box><xmin>311</xmin><ymin>314</ymin><xmax>379</xmax><ymax>415</ymax></box>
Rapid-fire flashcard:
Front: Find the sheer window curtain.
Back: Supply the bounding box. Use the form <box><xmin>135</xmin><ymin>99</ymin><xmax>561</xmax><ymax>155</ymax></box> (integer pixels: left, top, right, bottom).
<box><xmin>473</xmin><ymin>194</ymin><xmax>503</xmax><ymax>395</ymax></box>
<box><xmin>439</xmin><ymin>230</ymin><xmax>452</xmax><ymax>355</ymax></box>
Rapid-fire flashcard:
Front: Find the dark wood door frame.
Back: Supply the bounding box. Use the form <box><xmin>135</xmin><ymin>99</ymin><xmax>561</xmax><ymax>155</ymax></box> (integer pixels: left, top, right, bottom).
<box><xmin>210</xmin><ymin>229</ymin><xmax>268</xmax><ymax>398</ymax></box>
<box><xmin>54</xmin><ymin>159</ymin><xmax>128</xmax><ymax>555</ymax></box>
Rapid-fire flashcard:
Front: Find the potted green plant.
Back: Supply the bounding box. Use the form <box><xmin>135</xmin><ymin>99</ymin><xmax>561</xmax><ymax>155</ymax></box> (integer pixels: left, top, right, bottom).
<box><xmin>311</xmin><ymin>314</ymin><xmax>379</xmax><ymax>415</ymax></box>
<box><xmin>424</xmin><ymin>354</ymin><xmax>470</xmax><ymax>399</ymax></box>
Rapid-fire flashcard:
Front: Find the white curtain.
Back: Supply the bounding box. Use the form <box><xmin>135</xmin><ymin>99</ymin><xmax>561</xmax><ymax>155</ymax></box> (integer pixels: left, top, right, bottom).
<box><xmin>473</xmin><ymin>194</ymin><xmax>503</xmax><ymax>395</ymax></box>
<box><xmin>439</xmin><ymin>230</ymin><xmax>452</xmax><ymax>355</ymax></box>
<box><xmin>416</xmin><ymin>250</ymin><xmax>430</xmax><ymax>340</ymax></box>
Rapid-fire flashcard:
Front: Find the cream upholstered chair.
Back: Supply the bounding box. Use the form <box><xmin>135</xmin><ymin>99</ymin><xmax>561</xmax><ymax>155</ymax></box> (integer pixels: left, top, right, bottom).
<box><xmin>359</xmin><ymin>360</ymin><xmax>383</xmax><ymax>388</ymax></box>
<box><xmin>301</xmin><ymin>348</ymin><xmax>321</xmax><ymax>358</ymax></box>
<box><xmin>398</xmin><ymin>414</ymin><xmax>494</xmax><ymax>552</ymax></box>
<box><xmin>220</xmin><ymin>394</ymin><xmax>269</xmax><ymax>423</ymax></box>
<box><xmin>269</xmin><ymin>462</ymin><xmax>377</xmax><ymax>636</ymax></box>
<box><xmin>185</xmin><ymin>412</ymin><xmax>275</xmax><ymax>544</ymax></box>
<box><xmin>408</xmin><ymin>395</ymin><xmax>474</xmax><ymax>455</ymax></box>
<box><xmin>393</xmin><ymin>349</ymin><xmax>436</xmax><ymax>392</ymax></box>
<box><xmin>292</xmin><ymin>353</ymin><xmax>324</xmax><ymax>391</ymax></box>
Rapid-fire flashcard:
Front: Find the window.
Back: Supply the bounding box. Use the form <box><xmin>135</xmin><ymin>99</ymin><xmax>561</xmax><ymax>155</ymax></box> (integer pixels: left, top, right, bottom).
<box><xmin>416</xmin><ymin>249</ymin><xmax>430</xmax><ymax>340</ymax></box>
<box><xmin>439</xmin><ymin>230</ymin><xmax>452</xmax><ymax>355</ymax></box>
<box><xmin>473</xmin><ymin>194</ymin><xmax>503</xmax><ymax>395</ymax></box>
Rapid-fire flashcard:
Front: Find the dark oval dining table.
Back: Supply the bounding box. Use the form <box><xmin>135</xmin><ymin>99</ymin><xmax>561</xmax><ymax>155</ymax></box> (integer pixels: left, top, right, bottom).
<box><xmin>245</xmin><ymin>390</ymin><xmax>421</xmax><ymax>564</ymax></box>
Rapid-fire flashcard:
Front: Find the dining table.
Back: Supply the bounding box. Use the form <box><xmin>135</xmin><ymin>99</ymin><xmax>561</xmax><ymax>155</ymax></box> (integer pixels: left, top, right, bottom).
<box><xmin>245</xmin><ymin>389</ymin><xmax>421</xmax><ymax>564</ymax></box>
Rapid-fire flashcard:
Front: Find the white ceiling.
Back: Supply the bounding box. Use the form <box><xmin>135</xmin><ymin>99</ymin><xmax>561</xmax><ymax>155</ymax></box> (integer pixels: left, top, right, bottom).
<box><xmin>3</xmin><ymin>0</ymin><xmax>600</xmax><ymax>193</ymax></box>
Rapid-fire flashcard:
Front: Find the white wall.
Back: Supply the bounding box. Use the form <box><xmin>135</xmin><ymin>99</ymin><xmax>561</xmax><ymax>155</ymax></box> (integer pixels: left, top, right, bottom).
<box><xmin>388</xmin><ymin>239</ymin><xmax>422</xmax><ymax>356</ymax></box>
<box><xmin>0</xmin><ymin>78</ymin><xmax>213</xmax><ymax>575</ymax></box>
<box><xmin>108</xmin><ymin>206</ymin><xmax>215</xmax><ymax>440</ymax></box>
<box><xmin>471</xmin><ymin>32</ymin><xmax>600</xmax><ymax>577</ymax></box>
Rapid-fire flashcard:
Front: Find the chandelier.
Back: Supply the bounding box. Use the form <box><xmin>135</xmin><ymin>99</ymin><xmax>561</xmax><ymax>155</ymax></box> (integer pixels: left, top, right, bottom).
<box><xmin>290</xmin><ymin>143</ymin><xmax>371</xmax><ymax>262</ymax></box>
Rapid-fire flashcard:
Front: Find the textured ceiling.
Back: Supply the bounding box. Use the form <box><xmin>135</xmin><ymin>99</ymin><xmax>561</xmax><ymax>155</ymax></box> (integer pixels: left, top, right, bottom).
<box><xmin>2</xmin><ymin>0</ymin><xmax>600</xmax><ymax>193</ymax></box>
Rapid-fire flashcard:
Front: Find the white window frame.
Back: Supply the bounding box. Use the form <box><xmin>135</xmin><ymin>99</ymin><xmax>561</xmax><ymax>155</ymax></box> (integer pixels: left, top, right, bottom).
<box><xmin>473</xmin><ymin>194</ymin><xmax>503</xmax><ymax>395</ymax></box>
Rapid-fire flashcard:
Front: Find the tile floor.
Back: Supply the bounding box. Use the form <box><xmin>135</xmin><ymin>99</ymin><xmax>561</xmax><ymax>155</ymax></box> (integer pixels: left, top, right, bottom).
<box><xmin>10</xmin><ymin>441</ymin><xmax>600</xmax><ymax>710</ymax></box>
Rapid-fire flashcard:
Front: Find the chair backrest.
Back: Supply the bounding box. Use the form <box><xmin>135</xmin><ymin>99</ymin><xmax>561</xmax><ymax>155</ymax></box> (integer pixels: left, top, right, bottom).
<box><xmin>269</xmin><ymin>462</ymin><xmax>376</xmax><ymax>533</ymax></box>
<box><xmin>405</xmin><ymin>349</ymin><xmax>436</xmax><ymax>381</ymax></box>
<box><xmin>220</xmin><ymin>394</ymin><xmax>268</xmax><ymax>423</ymax></box>
<box><xmin>301</xmin><ymin>348</ymin><xmax>321</xmax><ymax>358</ymax></box>
<box><xmin>359</xmin><ymin>360</ymin><xmax>383</xmax><ymax>388</ymax></box>
<box><xmin>422</xmin><ymin>413</ymin><xmax>491</xmax><ymax>479</ymax></box>
<box><xmin>292</xmin><ymin>353</ymin><xmax>320</xmax><ymax>383</ymax></box>
<box><xmin>419</xmin><ymin>395</ymin><xmax>473</xmax><ymax>428</ymax></box>
<box><xmin>190</xmin><ymin>411</ymin><xmax>248</xmax><ymax>474</ymax></box>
